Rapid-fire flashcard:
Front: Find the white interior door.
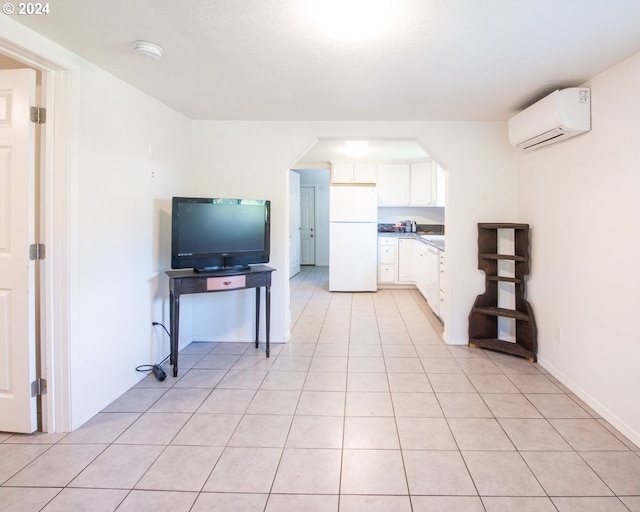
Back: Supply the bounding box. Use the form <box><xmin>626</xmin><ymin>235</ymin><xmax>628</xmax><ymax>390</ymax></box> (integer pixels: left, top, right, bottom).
<box><xmin>0</xmin><ymin>69</ymin><xmax>38</xmax><ymax>433</ymax></box>
<box><xmin>289</xmin><ymin>171</ymin><xmax>301</xmax><ymax>277</ymax></box>
<box><xmin>300</xmin><ymin>186</ymin><xmax>316</xmax><ymax>265</ymax></box>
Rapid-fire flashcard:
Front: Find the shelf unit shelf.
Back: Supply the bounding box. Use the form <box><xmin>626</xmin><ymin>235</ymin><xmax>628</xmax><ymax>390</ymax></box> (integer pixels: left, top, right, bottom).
<box><xmin>471</xmin><ymin>306</ymin><xmax>530</xmax><ymax>321</ymax></box>
<box><xmin>469</xmin><ymin>338</ymin><xmax>535</xmax><ymax>360</ymax></box>
<box><xmin>486</xmin><ymin>276</ymin><xmax>523</xmax><ymax>284</ymax></box>
<box><xmin>468</xmin><ymin>223</ymin><xmax>537</xmax><ymax>362</ymax></box>
<box><xmin>478</xmin><ymin>254</ymin><xmax>527</xmax><ymax>261</ymax></box>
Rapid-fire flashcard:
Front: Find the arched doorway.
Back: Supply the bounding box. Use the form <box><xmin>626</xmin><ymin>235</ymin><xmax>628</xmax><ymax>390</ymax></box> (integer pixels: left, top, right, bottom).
<box><xmin>287</xmin><ymin>137</ymin><xmax>447</xmax><ymax>333</ymax></box>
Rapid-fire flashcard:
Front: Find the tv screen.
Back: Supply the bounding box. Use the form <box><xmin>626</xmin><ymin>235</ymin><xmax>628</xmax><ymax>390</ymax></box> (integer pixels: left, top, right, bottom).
<box><xmin>171</xmin><ymin>197</ymin><xmax>270</xmax><ymax>272</ymax></box>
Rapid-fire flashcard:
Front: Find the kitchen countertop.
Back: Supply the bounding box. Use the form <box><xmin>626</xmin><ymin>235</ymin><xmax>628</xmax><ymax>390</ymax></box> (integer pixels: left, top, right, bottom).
<box><xmin>378</xmin><ymin>232</ymin><xmax>445</xmax><ymax>252</ymax></box>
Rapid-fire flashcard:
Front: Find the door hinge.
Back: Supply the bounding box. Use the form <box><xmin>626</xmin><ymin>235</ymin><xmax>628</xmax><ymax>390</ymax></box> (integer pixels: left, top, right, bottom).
<box><xmin>29</xmin><ymin>243</ymin><xmax>46</xmax><ymax>260</ymax></box>
<box><xmin>31</xmin><ymin>378</ymin><xmax>47</xmax><ymax>397</ymax></box>
<box><xmin>30</xmin><ymin>106</ymin><xmax>46</xmax><ymax>124</ymax></box>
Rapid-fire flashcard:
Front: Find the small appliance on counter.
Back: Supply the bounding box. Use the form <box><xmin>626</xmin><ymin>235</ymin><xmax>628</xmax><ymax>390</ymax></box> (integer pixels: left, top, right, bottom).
<box><xmin>378</xmin><ymin>221</ymin><xmax>425</xmax><ymax>233</ymax></box>
<box><xmin>416</xmin><ymin>224</ymin><xmax>445</xmax><ymax>235</ymax></box>
<box><xmin>377</xmin><ymin>222</ymin><xmax>416</xmax><ymax>233</ymax></box>
<box><xmin>377</xmin><ymin>223</ymin><xmax>396</xmax><ymax>233</ymax></box>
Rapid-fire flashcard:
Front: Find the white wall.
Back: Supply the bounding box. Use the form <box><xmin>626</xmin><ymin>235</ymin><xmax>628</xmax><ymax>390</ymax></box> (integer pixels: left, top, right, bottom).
<box><xmin>191</xmin><ymin>121</ymin><xmax>518</xmax><ymax>346</ymax></box>
<box><xmin>517</xmin><ymin>53</ymin><xmax>640</xmax><ymax>445</ymax></box>
<box><xmin>70</xmin><ymin>66</ymin><xmax>193</xmax><ymax>428</ymax></box>
<box><xmin>0</xmin><ymin>16</ymin><xmax>194</xmax><ymax>429</ymax></box>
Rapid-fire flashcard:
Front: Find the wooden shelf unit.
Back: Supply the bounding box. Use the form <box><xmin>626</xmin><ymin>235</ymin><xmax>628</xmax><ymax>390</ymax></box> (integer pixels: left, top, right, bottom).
<box><xmin>468</xmin><ymin>223</ymin><xmax>537</xmax><ymax>362</ymax></box>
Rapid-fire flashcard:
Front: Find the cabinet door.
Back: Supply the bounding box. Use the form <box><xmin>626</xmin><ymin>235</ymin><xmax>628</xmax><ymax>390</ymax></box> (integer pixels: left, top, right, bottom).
<box><xmin>378</xmin><ymin>265</ymin><xmax>396</xmax><ymax>284</ymax></box>
<box><xmin>332</xmin><ymin>163</ymin><xmax>376</xmax><ymax>183</ymax></box>
<box><xmin>415</xmin><ymin>245</ymin><xmax>429</xmax><ymax>297</ymax></box>
<box><xmin>377</xmin><ymin>163</ymin><xmax>410</xmax><ymax>206</ymax></box>
<box><xmin>378</xmin><ymin>244</ymin><xmax>396</xmax><ymax>265</ymax></box>
<box><xmin>410</xmin><ymin>162</ymin><xmax>436</xmax><ymax>205</ymax></box>
<box><xmin>425</xmin><ymin>245</ymin><xmax>440</xmax><ymax>315</ymax></box>
<box><xmin>397</xmin><ymin>238</ymin><xmax>415</xmax><ymax>282</ymax></box>
<box><xmin>377</xmin><ymin>238</ymin><xmax>397</xmax><ymax>284</ymax></box>
<box><xmin>354</xmin><ymin>163</ymin><xmax>377</xmax><ymax>183</ymax></box>
<box><xmin>332</xmin><ymin>163</ymin><xmax>355</xmax><ymax>183</ymax></box>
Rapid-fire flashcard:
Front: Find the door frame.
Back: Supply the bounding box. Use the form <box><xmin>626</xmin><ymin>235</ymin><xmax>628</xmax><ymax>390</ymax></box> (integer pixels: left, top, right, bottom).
<box><xmin>289</xmin><ymin>170</ymin><xmax>301</xmax><ymax>277</ymax></box>
<box><xmin>0</xmin><ymin>34</ymin><xmax>73</xmax><ymax>432</ymax></box>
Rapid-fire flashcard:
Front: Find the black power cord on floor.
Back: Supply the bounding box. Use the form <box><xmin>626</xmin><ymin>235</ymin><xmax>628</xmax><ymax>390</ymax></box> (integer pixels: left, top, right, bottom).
<box><xmin>135</xmin><ymin>322</ymin><xmax>171</xmax><ymax>381</ymax></box>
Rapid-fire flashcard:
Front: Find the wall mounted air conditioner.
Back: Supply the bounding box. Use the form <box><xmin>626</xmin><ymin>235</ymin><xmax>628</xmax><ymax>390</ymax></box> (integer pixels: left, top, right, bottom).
<box><xmin>508</xmin><ymin>87</ymin><xmax>591</xmax><ymax>150</ymax></box>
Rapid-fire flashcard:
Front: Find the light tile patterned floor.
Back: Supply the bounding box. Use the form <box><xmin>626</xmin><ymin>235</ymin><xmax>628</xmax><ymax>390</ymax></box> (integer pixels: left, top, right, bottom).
<box><xmin>1</xmin><ymin>266</ymin><xmax>639</xmax><ymax>511</ymax></box>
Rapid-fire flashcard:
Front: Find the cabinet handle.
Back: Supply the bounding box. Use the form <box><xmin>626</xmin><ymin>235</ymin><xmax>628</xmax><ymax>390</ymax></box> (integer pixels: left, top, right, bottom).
<box><xmin>223</xmin><ymin>281</ymin><xmax>232</xmax><ymax>286</ymax></box>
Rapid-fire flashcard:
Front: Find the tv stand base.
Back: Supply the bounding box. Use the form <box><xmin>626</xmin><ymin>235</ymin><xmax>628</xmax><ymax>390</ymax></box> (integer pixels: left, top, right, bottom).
<box><xmin>166</xmin><ymin>265</ymin><xmax>276</xmax><ymax>377</ymax></box>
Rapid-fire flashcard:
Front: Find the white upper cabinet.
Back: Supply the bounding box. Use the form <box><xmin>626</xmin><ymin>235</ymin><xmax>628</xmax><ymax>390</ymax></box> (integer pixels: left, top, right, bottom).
<box><xmin>377</xmin><ymin>161</ymin><xmax>441</xmax><ymax>206</ymax></box>
<box><xmin>331</xmin><ymin>162</ymin><xmax>377</xmax><ymax>184</ymax></box>
<box><xmin>409</xmin><ymin>161</ymin><xmax>436</xmax><ymax>206</ymax></box>
<box><xmin>377</xmin><ymin>163</ymin><xmax>410</xmax><ymax>205</ymax></box>
<box><xmin>378</xmin><ymin>160</ymin><xmax>446</xmax><ymax>207</ymax></box>
<box><xmin>332</xmin><ymin>159</ymin><xmax>446</xmax><ymax>206</ymax></box>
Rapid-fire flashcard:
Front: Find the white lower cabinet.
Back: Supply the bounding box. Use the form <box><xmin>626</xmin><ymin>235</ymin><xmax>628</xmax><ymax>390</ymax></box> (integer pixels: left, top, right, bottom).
<box><xmin>379</xmin><ymin>237</ymin><xmax>443</xmax><ymax>318</ymax></box>
<box><xmin>415</xmin><ymin>242</ymin><xmax>440</xmax><ymax>316</ymax></box>
<box><xmin>377</xmin><ymin>237</ymin><xmax>397</xmax><ymax>284</ymax></box>
<box><xmin>397</xmin><ymin>238</ymin><xmax>415</xmax><ymax>282</ymax></box>
<box><xmin>378</xmin><ymin>237</ymin><xmax>417</xmax><ymax>285</ymax></box>
<box><xmin>425</xmin><ymin>244</ymin><xmax>440</xmax><ymax>316</ymax></box>
<box><xmin>378</xmin><ymin>264</ymin><xmax>396</xmax><ymax>283</ymax></box>
<box><xmin>415</xmin><ymin>243</ymin><xmax>429</xmax><ymax>296</ymax></box>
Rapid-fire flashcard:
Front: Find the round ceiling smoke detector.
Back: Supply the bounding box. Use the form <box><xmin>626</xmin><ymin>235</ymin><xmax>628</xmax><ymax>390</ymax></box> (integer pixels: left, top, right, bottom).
<box><xmin>132</xmin><ymin>40</ymin><xmax>163</xmax><ymax>60</ymax></box>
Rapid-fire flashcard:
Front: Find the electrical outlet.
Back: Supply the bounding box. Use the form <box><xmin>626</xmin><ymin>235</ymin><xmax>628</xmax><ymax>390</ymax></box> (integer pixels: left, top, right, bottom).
<box><xmin>554</xmin><ymin>325</ymin><xmax>561</xmax><ymax>343</ymax></box>
<box><xmin>150</xmin><ymin>168</ymin><xmax>157</xmax><ymax>183</ymax></box>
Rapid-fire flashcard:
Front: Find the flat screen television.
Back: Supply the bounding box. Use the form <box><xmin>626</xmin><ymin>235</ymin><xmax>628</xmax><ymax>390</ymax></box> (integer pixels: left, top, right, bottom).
<box><xmin>171</xmin><ymin>197</ymin><xmax>270</xmax><ymax>272</ymax></box>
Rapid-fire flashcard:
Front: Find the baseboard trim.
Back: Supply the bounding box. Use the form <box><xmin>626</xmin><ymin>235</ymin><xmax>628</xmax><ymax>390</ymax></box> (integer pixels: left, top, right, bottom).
<box><xmin>537</xmin><ymin>355</ymin><xmax>640</xmax><ymax>449</ymax></box>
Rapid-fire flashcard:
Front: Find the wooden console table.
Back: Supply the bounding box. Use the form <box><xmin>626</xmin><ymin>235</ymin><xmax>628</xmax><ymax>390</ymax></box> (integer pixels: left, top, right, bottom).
<box><xmin>165</xmin><ymin>265</ymin><xmax>275</xmax><ymax>377</ymax></box>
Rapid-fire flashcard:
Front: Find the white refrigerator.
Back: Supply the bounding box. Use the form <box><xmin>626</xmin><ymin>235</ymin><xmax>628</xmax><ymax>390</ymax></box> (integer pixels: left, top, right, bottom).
<box><xmin>329</xmin><ymin>186</ymin><xmax>378</xmax><ymax>292</ymax></box>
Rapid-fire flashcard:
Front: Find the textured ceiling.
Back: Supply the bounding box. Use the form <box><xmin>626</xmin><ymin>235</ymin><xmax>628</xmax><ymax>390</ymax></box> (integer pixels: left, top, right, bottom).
<box><xmin>10</xmin><ymin>0</ymin><xmax>640</xmax><ymax>121</ymax></box>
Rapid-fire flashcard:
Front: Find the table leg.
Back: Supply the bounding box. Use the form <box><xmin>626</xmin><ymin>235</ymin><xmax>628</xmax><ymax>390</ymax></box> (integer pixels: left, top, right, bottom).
<box><xmin>170</xmin><ymin>291</ymin><xmax>180</xmax><ymax>377</ymax></box>
<box><xmin>255</xmin><ymin>287</ymin><xmax>260</xmax><ymax>349</ymax></box>
<box><xmin>265</xmin><ymin>284</ymin><xmax>271</xmax><ymax>358</ymax></box>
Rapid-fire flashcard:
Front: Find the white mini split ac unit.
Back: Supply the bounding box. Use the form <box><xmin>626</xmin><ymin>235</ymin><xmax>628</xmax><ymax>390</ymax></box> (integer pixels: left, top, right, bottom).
<box><xmin>508</xmin><ymin>87</ymin><xmax>591</xmax><ymax>150</ymax></box>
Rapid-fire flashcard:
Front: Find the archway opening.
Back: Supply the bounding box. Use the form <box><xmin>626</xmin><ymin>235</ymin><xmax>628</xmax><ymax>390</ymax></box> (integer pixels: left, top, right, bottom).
<box><xmin>286</xmin><ymin>137</ymin><xmax>448</xmax><ymax>338</ymax></box>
